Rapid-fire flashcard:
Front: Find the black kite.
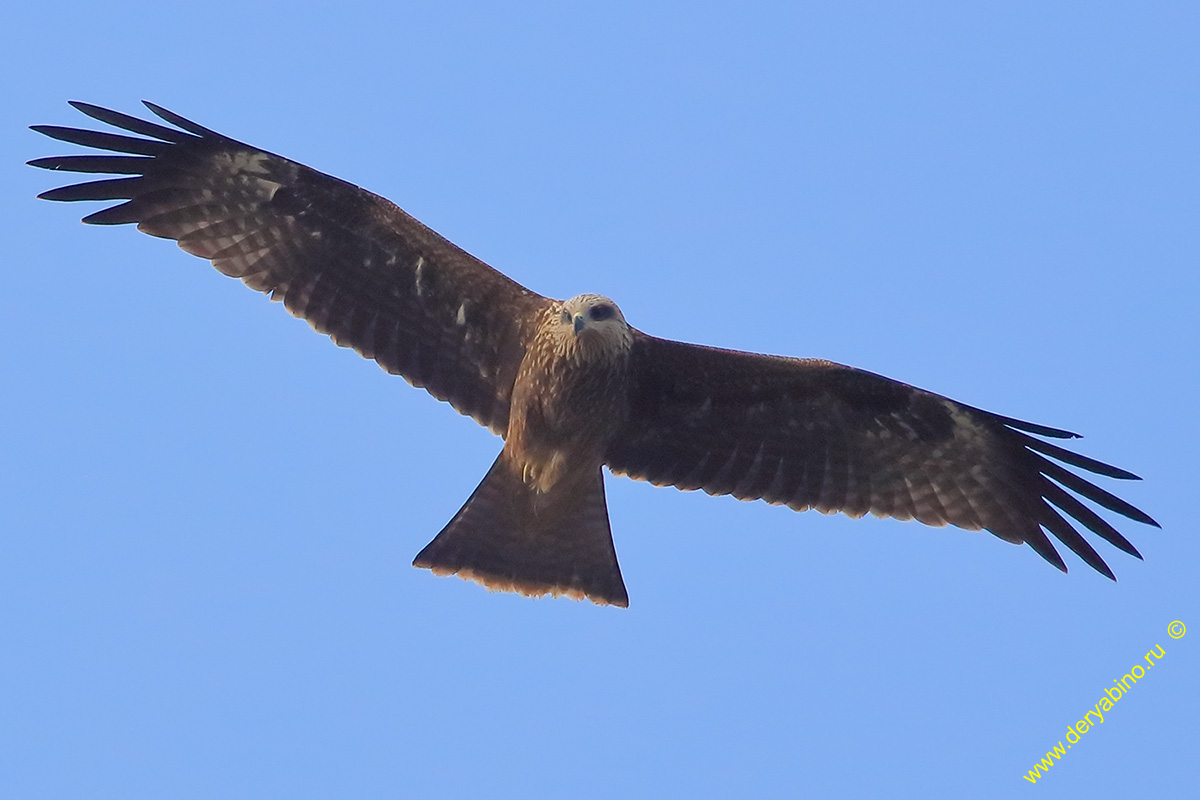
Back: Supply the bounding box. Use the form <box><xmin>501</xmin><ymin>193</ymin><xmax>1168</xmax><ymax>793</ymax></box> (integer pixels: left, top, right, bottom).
<box><xmin>30</xmin><ymin>102</ymin><xmax>1159</xmax><ymax>607</ymax></box>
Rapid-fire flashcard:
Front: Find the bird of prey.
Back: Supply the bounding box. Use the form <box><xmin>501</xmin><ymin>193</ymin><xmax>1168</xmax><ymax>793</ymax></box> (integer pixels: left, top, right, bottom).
<box><xmin>30</xmin><ymin>101</ymin><xmax>1158</xmax><ymax>608</ymax></box>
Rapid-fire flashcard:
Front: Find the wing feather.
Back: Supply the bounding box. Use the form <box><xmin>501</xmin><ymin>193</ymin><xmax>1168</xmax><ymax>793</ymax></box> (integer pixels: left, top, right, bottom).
<box><xmin>28</xmin><ymin>155</ymin><xmax>154</xmax><ymax>174</ymax></box>
<box><xmin>32</xmin><ymin>102</ymin><xmax>553</xmax><ymax>434</ymax></box>
<box><xmin>606</xmin><ymin>334</ymin><xmax>1157</xmax><ymax>577</ymax></box>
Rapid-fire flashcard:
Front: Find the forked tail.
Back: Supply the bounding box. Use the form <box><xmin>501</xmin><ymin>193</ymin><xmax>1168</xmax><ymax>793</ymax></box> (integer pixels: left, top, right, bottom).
<box><xmin>413</xmin><ymin>453</ymin><xmax>629</xmax><ymax>607</ymax></box>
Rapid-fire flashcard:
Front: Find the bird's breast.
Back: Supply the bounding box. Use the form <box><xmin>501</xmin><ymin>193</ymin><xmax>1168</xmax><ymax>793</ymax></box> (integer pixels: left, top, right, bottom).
<box><xmin>505</xmin><ymin>338</ymin><xmax>631</xmax><ymax>489</ymax></box>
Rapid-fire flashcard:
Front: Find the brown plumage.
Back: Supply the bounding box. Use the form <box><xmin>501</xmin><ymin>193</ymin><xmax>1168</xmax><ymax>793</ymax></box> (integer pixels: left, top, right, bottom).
<box><xmin>30</xmin><ymin>101</ymin><xmax>1159</xmax><ymax>607</ymax></box>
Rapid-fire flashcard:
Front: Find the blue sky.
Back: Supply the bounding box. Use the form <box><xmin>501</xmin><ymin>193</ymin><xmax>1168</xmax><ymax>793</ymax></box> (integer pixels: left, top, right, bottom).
<box><xmin>3</xmin><ymin>2</ymin><xmax>1197</xmax><ymax>797</ymax></box>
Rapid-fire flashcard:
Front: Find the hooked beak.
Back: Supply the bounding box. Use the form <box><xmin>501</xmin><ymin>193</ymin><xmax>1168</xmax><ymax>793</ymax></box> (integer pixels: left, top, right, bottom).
<box><xmin>573</xmin><ymin>314</ymin><xmax>586</xmax><ymax>335</ymax></box>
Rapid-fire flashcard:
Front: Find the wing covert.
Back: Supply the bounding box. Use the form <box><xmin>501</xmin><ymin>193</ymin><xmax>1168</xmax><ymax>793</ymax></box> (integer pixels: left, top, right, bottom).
<box><xmin>31</xmin><ymin>101</ymin><xmax>552</xmax><ymax>434</ymax></box>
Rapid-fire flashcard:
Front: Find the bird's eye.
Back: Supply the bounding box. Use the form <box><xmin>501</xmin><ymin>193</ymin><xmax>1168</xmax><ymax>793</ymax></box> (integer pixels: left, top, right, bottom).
<box><xmin>561</xmin><ymin>310</ymin><xmax>572</xmax><ymax>325</ymax></box>
<box><xmin>589</xmin><ymin>304</ymin><xmax>614</xmax><ymax>322</ymax></box>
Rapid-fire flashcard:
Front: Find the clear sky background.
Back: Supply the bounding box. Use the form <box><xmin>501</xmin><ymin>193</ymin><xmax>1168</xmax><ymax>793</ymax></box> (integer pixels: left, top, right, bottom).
<box><xmin>3</xmin><ymin>2</ymin><xmax>1196</xmax><ymax>798</ymax></box>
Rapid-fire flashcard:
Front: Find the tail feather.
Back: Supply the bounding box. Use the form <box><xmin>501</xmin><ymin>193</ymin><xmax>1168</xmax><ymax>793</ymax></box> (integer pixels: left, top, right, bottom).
<box><xmin>413</xmin><ymin>453</ymin><xmax>629</xmax><ymax>607</ymax></box>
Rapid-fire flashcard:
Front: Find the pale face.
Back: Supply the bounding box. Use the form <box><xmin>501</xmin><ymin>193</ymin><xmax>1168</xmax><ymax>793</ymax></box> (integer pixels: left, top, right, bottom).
<box><xmin>556</xmin><ymin>293</ymin><xmax>632</xmax><ymax>359</ymax></box>
<box><xmin>560</xmin><ymin>293</ymin><xmax>626</xmax><ymax>333</ymax></box>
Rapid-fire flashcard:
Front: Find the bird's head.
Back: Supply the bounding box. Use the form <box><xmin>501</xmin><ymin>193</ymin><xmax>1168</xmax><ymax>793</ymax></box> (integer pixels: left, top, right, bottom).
<box><xmin>556</xmin><ymin>294</ymin><xmax>632</xmax><ymax>360</ymax></box>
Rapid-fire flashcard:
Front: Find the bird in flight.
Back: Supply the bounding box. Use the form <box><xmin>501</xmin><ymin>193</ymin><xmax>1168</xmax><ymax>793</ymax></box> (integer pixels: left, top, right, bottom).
<box><xmin>30</xmin><ymin>101</ymin><xmax>1158</xmax><ymax>607</ymax></box>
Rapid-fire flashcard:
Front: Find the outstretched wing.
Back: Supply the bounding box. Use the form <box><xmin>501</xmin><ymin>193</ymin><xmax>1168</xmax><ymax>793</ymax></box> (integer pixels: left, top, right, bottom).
<box><xmin>606</xmin><ymin>334</ymin><xmax>1158</xmax><ymax>577</ymax></box>
<box><xmin>30</xmin><ymin>101</ymin><xmax>552</xmax><ymax>435</ymax></box>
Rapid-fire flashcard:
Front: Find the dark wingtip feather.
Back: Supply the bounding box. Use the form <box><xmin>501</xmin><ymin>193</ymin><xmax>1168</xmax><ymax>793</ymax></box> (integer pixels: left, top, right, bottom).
<box><xmin>37</xmin><ymin>176</ymin><xmax>142</xmax><ymax>202</ymax></box>
<box><xmin>1020</xmin><ymin>526</ymin><xmax>1069</xmax><ymax>573</ymax></box>
<box><xmin>27</xmin><ymin>154</ymin><xmax>152</xmax><ymax>175</ymax></box>
<box><xmin>991</xmin><ymin>411</ymin><xmax>1081</xmax><ymax>439</ymax></box>
<box><xmin>142</xmin><ymin>101</ymin><xmax>220</xmax><ymax>138</ymax></box>
<box><xmin>81</xmin><ymin>202</ymin><xmax>141</xmax><ymax>225</ymax></box>
<box><xmin>1021</xmin><ymin>433</ymin><xmax>1143</xmax><ymax>480</ymax></box>
<box><xmin>29</xmin><ymin>124</ymin><xmax>167</xmax><ymax>156</ymax></box>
